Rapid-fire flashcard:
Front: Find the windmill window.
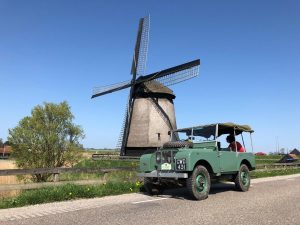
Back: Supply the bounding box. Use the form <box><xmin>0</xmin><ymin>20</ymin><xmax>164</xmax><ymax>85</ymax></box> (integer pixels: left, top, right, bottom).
<box><xmin>157</xmin><ymin>133</ymin><xmax>161</xmax><ymax>141</ymax></box>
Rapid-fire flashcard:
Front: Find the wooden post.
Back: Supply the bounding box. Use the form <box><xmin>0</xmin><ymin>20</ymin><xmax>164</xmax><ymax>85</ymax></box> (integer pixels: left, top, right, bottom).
<box><xmin>53</xmin><ymin>173</ymin><xmax>60</xmax><ymax>182</ymax></box>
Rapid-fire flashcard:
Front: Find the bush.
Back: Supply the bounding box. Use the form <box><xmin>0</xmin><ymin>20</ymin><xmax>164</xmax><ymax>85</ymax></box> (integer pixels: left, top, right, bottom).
<box><xmin>8</xmin><ymin>102</ymin><xmax>84</xmax><ymax>182</ymax></box>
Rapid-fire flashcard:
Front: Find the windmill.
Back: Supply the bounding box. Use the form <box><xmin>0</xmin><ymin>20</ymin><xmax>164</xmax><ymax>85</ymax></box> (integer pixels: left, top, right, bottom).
<box><xmin>92</xmin><ymin>16</ymin><xmax>200</xmax><ymax>156</ymax></box>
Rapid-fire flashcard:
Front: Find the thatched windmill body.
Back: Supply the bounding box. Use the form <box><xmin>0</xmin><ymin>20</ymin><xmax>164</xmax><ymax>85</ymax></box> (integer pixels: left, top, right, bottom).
<box><xmin>92</xmin><ymin>16</ymin><xmax>200</xmax><ymax>156</ymax></box>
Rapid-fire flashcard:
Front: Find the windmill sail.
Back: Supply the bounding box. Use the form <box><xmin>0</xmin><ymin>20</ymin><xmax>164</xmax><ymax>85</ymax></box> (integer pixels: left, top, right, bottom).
<box><xmin>155</xmin><ymin>62</ymin><xmax>199</xmax><ymax>87</ymax></box>
<box><xmin>91</xmin><ymin>59</ymin><xmax>199</xmax><ymax>99</ymax></box>
<box><xmin>137</xmin><ymin>59</ymin><xmax>200</xmax><ymax>87</ymax></box>
<box><xmin>116</xmin><ymin>96</ymin><xmax>130</xmax><ymax>149</ymax></box>
<box><xmin>120</xmin><ymin>16</ymin><xmax>150</xmax><ymax>155</ymax></box>
<box><xmin>92</xmin><ymin>80</ymin><xmax>131</xmax><ymax>98</ymax></box>
<box><xmin>131</xmin><ymin>16</ymin><xmax>150</xmax><ymax>77</ymax></box>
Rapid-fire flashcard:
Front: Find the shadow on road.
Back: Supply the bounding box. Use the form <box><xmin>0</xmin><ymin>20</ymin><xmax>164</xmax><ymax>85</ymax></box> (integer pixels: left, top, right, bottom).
<box><xmin>150</xmin><ymin>182</ymin><xmax>236</xmax><ymax>200</ymax></box>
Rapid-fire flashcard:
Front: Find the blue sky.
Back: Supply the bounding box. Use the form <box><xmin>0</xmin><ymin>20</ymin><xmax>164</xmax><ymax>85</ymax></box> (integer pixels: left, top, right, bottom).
<box><xmin>0</xmin><ymin>0</ymin><xmax>299</xmax><ymax>152</ymax></box>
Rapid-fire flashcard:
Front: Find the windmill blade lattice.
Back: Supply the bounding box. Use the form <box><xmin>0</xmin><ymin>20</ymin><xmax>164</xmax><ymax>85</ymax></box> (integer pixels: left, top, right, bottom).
<box><xmin>92</xmin><ymin>80</ymin><xmax>131</xmax><ymax>98</ymax></box>
<box><xmin>131</xmin><ymin>16</ymin><xmax>150</xmax><ymax>77</ymax></box>
<box><xmin>137</xmin><ymin>59</ymin><xmax>200</xmax><ymax>89</ymax></box>
<box><xmin>116</xmin><ymin>95</ymin><xmax>130</xmax><ymax>149</ymax></box>
<box><xmin>154</xmin><ymin>64</ymin><xmax>199</xmax><ymax>87</ymax></box>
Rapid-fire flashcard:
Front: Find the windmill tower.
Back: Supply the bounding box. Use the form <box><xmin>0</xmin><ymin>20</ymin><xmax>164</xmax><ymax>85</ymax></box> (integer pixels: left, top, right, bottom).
<box><xmin>92</xmin><ymin>16</ymin><xmax>200</xmax><ymax>156</ymax></box>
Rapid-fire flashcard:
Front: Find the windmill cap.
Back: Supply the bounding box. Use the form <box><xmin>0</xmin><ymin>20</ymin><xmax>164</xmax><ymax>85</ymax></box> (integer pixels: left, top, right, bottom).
<box><xmin>136</xmin><ymin>80</ymin><xmax>175</xmax><ymax>99</ymax></box>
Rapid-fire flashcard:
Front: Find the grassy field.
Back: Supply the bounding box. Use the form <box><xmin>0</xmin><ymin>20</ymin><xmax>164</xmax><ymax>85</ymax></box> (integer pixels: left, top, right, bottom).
<box><xmin>0</xmin><ymin>160</ymin><xmax>17</xmax><ymax>178</ymax></box>
<box><xmin>59</xmin><ymin>159</ymin><xmax>139</xmax><ymax>182</ymax></box>
<box><xmin>0</xmin><ymin>160</ymin><xmax>21</xmax><ymax>198</ymax></box>
<box><xmin>251</xmin><ymin>168</ymin><xmax>300</xmax><ymax>178</ymax></box>
<box><xmin>0</xmin><ymin>158</ymin><xmax>140</xmax><ymax>209</ymax></box>
<box><xmin>255</xmin><ymin>155</ymin><xmax>282</xmax><ymax>164</ymax></box>
<box><xmin>0</xmin><ymin>182</ymin><xmax>141</xmax><ymax>209</ymax></box>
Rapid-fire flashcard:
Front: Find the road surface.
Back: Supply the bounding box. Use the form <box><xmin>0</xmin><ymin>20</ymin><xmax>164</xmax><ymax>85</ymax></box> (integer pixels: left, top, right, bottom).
<box><xmin>1</xmin><ymin>174</ymin><xmax>300</xmax><ymax>225</ymax></box>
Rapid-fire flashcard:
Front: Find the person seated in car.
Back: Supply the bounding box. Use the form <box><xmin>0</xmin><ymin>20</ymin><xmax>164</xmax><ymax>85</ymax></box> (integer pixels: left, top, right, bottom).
<box><xmin>226</xmin><ymin>135</ymin><xmax>245</xmax><ymax>152</ymax></box>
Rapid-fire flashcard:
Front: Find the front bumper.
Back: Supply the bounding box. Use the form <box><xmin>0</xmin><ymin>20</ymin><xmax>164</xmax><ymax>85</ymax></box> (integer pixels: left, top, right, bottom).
<box><xmin>138</xmin><ymin>170</ymin><xmax>188</xmax><ymax>179</ymax></box>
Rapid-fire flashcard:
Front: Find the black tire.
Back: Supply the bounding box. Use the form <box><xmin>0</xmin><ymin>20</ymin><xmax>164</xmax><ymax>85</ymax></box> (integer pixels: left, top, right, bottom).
<box><xmin>144</xmin><ymin>178</ymin><xmax>154</xmax><ymax>195</ymax></box>
<box><xmin>187</xmin><ymin>165</ymin><xmax>211</xmax><ymax>200</ymax></box>
<box><xmin>143</xmin><ymin>178</ymin><xmax>164</xmax><ymax>195</ymax></box>
<box><xmin>163</xmin><ymin>141</ymin><xmax>193</xmax><ymax>149</ymax></box>
<box><xmin>152</xmin><ymin>185</ymin><xmax>165</xmax><ymax>195</ymax></box>
<box><xmin>234</xmin><ymin>164</ymin><xmax>250</xmax><ymax>192</ymax></box>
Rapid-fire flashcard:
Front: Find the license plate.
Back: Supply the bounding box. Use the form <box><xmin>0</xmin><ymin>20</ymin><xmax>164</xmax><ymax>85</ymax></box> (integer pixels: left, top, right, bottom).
<box><xmin>176</xmin><ymin>159</ymin><xmax>186</xmax><ymax>170</ymax></box>
<box><xmin>161</xmin><ymin>163</ymin><xmax>172</xmax><ymax>170</ymax></box>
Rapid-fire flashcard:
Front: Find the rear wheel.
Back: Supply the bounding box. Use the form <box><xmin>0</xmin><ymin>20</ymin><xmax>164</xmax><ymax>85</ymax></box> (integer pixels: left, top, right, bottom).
<box><xmin>187</xmin><ymin>165</ymin><xmax>211</xmax><ymax>200</ymax></box>
<box><xmin>234</xmin><ymin>164</ymin><xmax>250</xmax><ymax>191</ymax></box>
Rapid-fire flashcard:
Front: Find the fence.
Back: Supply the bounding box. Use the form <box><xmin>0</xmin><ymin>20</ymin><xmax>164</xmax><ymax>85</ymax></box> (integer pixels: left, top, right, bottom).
<box><xmin>91</xmin><ymin>154</ymin><xmax>139</xmax><ymax>161</ymax></box>
<box><xmin>0</xmin><ymin>167</ymin><xmax>136</xmax><ymax>191</ymax></box>
<box><xmin>255</xmin><ymin>162</ymin><xmax>300</xmax><ymax>171</ymax></box>
<box><xmin>0</xmin><ymin>162</ymin><xmax>299</xmax><ymax>191</ymax></box>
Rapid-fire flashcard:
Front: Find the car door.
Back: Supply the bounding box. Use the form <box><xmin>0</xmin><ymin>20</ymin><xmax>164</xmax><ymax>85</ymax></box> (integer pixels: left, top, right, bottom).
<box><xmin>218</xmin><ymin>150</ymin><xmax>238</xmax><ymax>172</ymax></box>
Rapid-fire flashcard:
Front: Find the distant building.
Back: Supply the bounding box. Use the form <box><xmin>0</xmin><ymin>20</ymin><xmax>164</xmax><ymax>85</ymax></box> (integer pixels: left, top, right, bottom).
<box><xmin>255</xmin><ymin>152</ymin><xmax>266</xmax><ymax>156</ymax></box>
<box><xmin>278</xmin><ymin>154</ymin><xmax>299</xmax><ymax>163</ymax></box>
<box><xmin>290</xmin><ymin>148</ymin><xmax>300</xmax><ymax>156</ymax></box>
<box><xmin>0</xmin><ymin>145</ymin><xmax>12</xmax><ymax>159</ymax></box>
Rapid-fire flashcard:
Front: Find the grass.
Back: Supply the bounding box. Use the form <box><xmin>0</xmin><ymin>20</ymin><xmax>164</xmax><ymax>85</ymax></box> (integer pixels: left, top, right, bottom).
<box><xmin>251</xmin><ymin>168</ymin><xmax>300</xmax><ymax>178</ymax></box>
<box><xmin>75</xmin><ymin>158</ymin><xmax>139</xmax><ymax>168</ymax></box>
<box><xmin>59</xmin><ymin>159</ymin><xmax>139</xmax><ymax>181</ymax></box>
<box><xmin>255</xmin><ymin>155</ymin><xmax>282</xmax><ymax>164</ymax></box>
<box><xmin>0</xmin><ymin>181</ymin><xmax>142</xmax><ymax>209</ymax></box>
<box><xmin>0</xmin><ymin>158</ymin><xmax>141</xmax><ymax>209</ymax></box>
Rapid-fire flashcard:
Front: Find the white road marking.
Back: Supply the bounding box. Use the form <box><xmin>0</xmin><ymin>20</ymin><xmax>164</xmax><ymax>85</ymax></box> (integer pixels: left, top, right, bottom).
<box><xmin>20</xmin><ymin>214</ymin><xmax>31</xmax><ymax>219</ymax></box>
<box><xmin>13</xmin><ymin>215</ymin><xmax>23</xmax><ymax>219</ymax></box>
<box><xmin>132</xmin><ymin>198</ymin><xmax>167</xmax><ymax>204</ymax></box>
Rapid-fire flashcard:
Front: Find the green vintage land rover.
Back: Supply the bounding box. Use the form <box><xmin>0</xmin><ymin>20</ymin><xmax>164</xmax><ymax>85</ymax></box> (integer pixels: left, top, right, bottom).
<box><xmin>138</xmin><ymin>122</ymin><xmax>256</xmax><ymax>200</ymax></box>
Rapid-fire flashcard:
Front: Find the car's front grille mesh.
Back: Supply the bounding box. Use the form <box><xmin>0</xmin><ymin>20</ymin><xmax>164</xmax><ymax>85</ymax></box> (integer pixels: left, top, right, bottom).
<box><xmin>156</xmin><ymin>150</ymin><xmax>176</xmax><ymax>165</ymax></box>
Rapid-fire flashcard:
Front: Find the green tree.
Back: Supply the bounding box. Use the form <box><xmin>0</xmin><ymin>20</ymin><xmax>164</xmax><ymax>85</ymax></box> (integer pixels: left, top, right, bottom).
<box><xmin>8</xmin><ymin>101</ymin><xmax>85</xmax><ymax>182</ymax></box>
<box><xmin>0</xmin><ymin>138</ymin><xmax>3</xmax><ymax>148</ymax></box>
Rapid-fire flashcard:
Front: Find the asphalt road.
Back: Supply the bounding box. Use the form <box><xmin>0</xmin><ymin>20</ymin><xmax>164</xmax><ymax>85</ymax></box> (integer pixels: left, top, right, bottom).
<box><xmin>1</xmin><ymin>174</ymin><xmax>300</xmax><ymax>225</ymax></box>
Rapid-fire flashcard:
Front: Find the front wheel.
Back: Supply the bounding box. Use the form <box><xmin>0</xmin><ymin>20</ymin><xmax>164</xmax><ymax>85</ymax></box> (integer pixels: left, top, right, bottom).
<box><xmin>234</xmin><ymin>164</ymin><xmax>250</xmax><ymax>192</ymax></box>
<box><xmin>144</xmin><ymin>177</ymin><xmax>153</xmax><ymax>195</ymax></box>
<box><xmin>143</xmin><ymin>178</ymin><xmax>164</xmax><ymax>195</ymax></box>
<box><xmin>187</xmin><ymin>165</ymin><xmax>211</xmax><ymax>200</ymax></box>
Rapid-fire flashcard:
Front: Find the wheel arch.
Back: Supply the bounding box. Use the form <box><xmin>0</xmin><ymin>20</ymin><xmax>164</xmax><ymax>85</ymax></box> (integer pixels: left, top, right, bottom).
<box><xmin>193</xmin><ymin>160</ymin><xmax>214</xmax><ymax>174</ymax></box>
<box><xmin>240</xmin><ymin>159</ymin><xmax>254</xmax><ymax>171</ymax></box>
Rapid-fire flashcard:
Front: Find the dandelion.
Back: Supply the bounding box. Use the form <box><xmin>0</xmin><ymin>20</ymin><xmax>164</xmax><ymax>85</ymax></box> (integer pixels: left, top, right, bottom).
<box><xmin>135</xmin><ymin>181</ymin><xmax>141</xmax><ymax>187</ymax></box>
<box><xmin>69</xmin><ymin>192</ymin><xmax>72</xmax><ymax>196</ymax></box>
